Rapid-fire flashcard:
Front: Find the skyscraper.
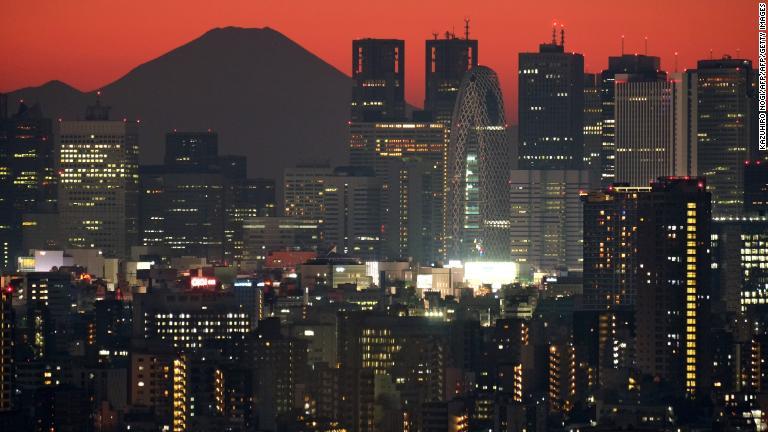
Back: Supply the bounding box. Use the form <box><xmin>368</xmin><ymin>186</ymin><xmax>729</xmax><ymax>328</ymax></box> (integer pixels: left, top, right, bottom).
<box><xmin>582</xmin><ymin>184</ymin><xmax>646</xmax><ymax>310</ymax></box>
<box><xmin>583</xmin><ymin>74</ymin><xmax>603</xmax><ymax>182</ymax></box>
<box><xmin>518</xmin><ymin>28</ymin><xmax>584</xmax><ymax>170</ymax></box>
<box><xmin>614</xmin><ymin>72</ymin><xmax>693</xmax><ymax>185</ymax></box>
<box><xmin>509</xmin><ymin>169</ymin><xmax>589</xmax><ymax>275</ymax></box>
<box><xmin>0</xmin><ymin>99</ymin><xmax>55</xmax><ymax>271</ymax></box>
<box><xmin>58</xmin><ymin>98</ymin><xmax>139</xmax><ymax>258</ymax></box>
<box><xmin>446</xmin><ymin>66</ymin><xmax>510</xmax><ymax>260</ymax></box>
<box><xmin>282</xmin><ymin>165</ymin><xmax>384</xmax><ymax>258</ymax></box>
<box><xmin>424</xmin><ymin>26</ymin><xmax>478</xmax><ymax>124</ymax></box>
<box><xmin>634</xmin><ymin>177</ymin><xmax>711</xmax><ymax>398</ymax></box>
<box><xmin>349</xmin><ymin>121</ymin><xmax>448</xmax><ymax>262</ymax></box>
<box><xmin>351</xmin><ymin>39</ymin><xmax>405</xmax><ymax>122</ymax></box>
<box><xmin>164</xmin><ymin>130</ymin><xmax>218</xmax><ymax>167</ymax></box>
<box><xmin>599</xmin><ymin>55</ymin><xmax>664</xmax><ymax>187</ymax></box>
<box><xmin>744</xmin><ymin>160</ymin><xmax>768</xmax><ymax>216</ymax></box>
<box><xmin>695</xmin><ymin>57</ymin><xmax>755</xmax><ymax>217</ymax></box>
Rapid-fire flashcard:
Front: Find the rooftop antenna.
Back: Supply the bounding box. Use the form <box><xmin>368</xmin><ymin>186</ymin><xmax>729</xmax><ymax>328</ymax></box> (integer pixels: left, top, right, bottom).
<box><xmin>674</xmin><ymin>51</ymin><xmax>679</xmax><ymax>72</ymax></box>
<box><xmin>709</xmin><ymin>49</ymin><xmax>713</xmax><ymax>59</ymax></box>
<box><xmin>560</xmin><ymin>24</ymin><xmax>565</xmax><ymax>47</ymax></box>
<box><xmin>432</xmin><ymin>32</ymin><xmax>438</xmax><ymax>40</ymax></box>
<box><xmin>464</xmin><ymin>18</ymin><xmax>470</xmax><ymax>41</ymax></box>
<box><xmin>737</xmin><ymin>48</ymin><xmax>741</xmax><ymax>58</ymax></box>
<box><xmin>552</xmin><ymin>21</ymin><xmax>557</xmax><ymax>44</ymax></box>
<box><xmin>621</xmin><ymin>35</ymin><xmax>625</xmax><ymax>55</ymax></box>
<box><xmin>644</xmin><ymin>36</ymin><xmax>648</xmax><ymax>55</ymax></box>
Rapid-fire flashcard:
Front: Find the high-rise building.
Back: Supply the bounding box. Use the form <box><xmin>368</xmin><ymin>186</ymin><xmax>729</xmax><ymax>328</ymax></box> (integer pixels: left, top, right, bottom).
<box><xmin>695</xmin><ymin>57</ymin><xmax>756</xmax><ymax>217</ymax></box>
<box><xmin>614</xmin><ymin>71</ymin><xmax>693</xmax><ymax>185</ymax></box>
<box><xmin>139</xmin><ymin>165</ymin><xmax>226</xmax><ymax>261</ymax></box>
<box><xmin>583</xmin><ymin>74</ymin><xmax>603</xmax><ymax>181</ymax></box>
<box><xmin>140</xmin><ymin>131</ymin><xmax>270</xmax><ymax>263</ymax></box>
<box><xmin>744</xmin><ymin>160</ymin><xmax>768</xmax><ymax>216</ymax></box>
<box><xmin>599</xmin><ymin>55</ymin><xmax>664</xmax><ymax>187</ymax></box>
<box><xmin>283</xmin><ymin>164</ymin><xmax>334</xmax><ymax>220</ymax></box>
<box><xmin>634</xmin><ymin>177</ymin><xmax>711</xmax><ymax>398</ymax></box>
<box><xmin>446</xmin><ymin>66</ymin><xmax>510</xmax><ymax>260</ymax></box>
<box><xmin>424</xmin><ymin>28</ymin><xmax>478</xmax><ymax>124</ymax></box>
<box><xmin>225</xmin><ymin>178</ymin><xmax>276</xmax><ymax>262</ymax></box>
<box><xmin>518</xmin><ymin>28</ymin><xmax>584</xmax><ymax>170</ymax></box>
<box><xmin>283</xmin><ymin>166</ymin><xmax>385</xmax><ymax>259</ymax></box>
<box><xmin>351</xmin><ymin>39</ymin><xmax>405</xmax><ymax>122</ymax></box>
<box><xmin>349</xmin><ymin>121</ymin><xmax>448</xmax><ymax>262</ymax></box>
<box><xmin>509</xmin><ymin>169</ymin><xmax>589</xmax><ymax>275</ymax></box>
<box><xmin>0</xmin><ymin>100</ymin><xmax>55</xmax><ymax>271</ymax></box>
<box><xmin>582</xmin><ymin>177</ymin><xmax>711</xmax><ymax>398</ymax></box>
<box><xmin>164</xmin><ymin>131</ymin><xmax>218</xmax><ymax>167</ymax></box>
<box><xmin>582</xmin><ymin>185</ymin><xmax>647</xmax><ymax>310</ymax></box>
<box><xmin>58</xmin><ymin>98</ymin><xmax>139</xmax><ymax>259</ymax></box>
<box><xmin>711</xmin><ymin>217</ymin><xmax>768</xmax><ymax>315</ymax></box>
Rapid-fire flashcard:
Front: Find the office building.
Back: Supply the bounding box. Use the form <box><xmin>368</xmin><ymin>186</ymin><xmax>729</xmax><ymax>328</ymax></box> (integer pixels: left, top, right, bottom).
<box><xmin>58</xmin><ymin>98</ymin><xmax>139</xmax><ymax>258</ymax></box>
<box><xmin>282</xmin><ymin>166</ymin><xmax>384</xmax><ymax>259</ymax></box>
<box><xmin>0</xmin><ymin>100</ymin><xmax>55</xmax><ymax>271</ymax></box>
<box><xmin>164</xmin><ymin>130</ymin><xmax>218</xmax><ymax>167</ymax></box>
<box><xmin>446</xmin><ymin>66</ymin><xmax>511</xmax><ymax>260</ymax></box>
<box><xmin>695</xmin><ymin>57</ymin><xmax>756</xmax><ymax>217</ymax></box>
<box><xmin>140</xmin><ymin>165</ymin><xmax>226</xmax><ymax>261</ymax></box>
<box><xmin>711</xmin><ymin>217</ymin><xmax>768</xmax><ymax>315</ymax></box>
<box><xmin>351</xmin><ymin>39</ymin><xmax>405</xmax><ymax>122</ymax></box>
<box><xmin>599</xmin><ymin>54</ymin><xmax>664</xmax><ymax>187</ymax></box>
<box><xmin>241</xmin><ymin>216</ymin><xmax>319</xmax><ymax>264</ymax></box>
<box><xmin>518</xmin><ymin>28</ymin><xmax>584</xmax><ymax>169</ymax></box>
<box><xmin>349</xmin><ymin>121</ymin><xmax>448</xmax><ymax>262</ymax></box>
<box><xmin>424</xmin><ymin>27</ymin><xmax>478</xmax><ymax>124</ymax></box>
<box><xmin>614</xmin><ymin>71</ymin><xmax>693</xmax><ymax>185</ymax></box>
<box><xmin>583</xmin><ymin>74</ymin><xmax>603</xmax><ymax>180</ymax></box>
<box><xmin>509</xmin><ymin>169</ymin><xmax>589</xmax><ymax>275</ymax></box>
<box><xmin>283</xmin><ymin>164</ymin><xmax>334</xmax><ymax>220</ymax></box>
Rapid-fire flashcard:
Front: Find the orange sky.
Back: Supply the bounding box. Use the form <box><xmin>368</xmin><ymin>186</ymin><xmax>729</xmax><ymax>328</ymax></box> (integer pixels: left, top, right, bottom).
<box><xmin>0</xmin><ymin>0</ymin><xmax>759</xmax><ymax>121</ymax></box>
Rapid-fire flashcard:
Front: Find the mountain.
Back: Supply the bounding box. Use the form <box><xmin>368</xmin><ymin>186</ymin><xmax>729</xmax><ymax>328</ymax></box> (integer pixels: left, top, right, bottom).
<box><xmin>7</xmin><ymin>27</ymin><xmax>354</xmax><ymax>181</ymax></box>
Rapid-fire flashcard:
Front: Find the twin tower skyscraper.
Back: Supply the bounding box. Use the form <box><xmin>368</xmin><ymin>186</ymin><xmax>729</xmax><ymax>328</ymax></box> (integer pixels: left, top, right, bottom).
<box><xmin>350</xmin><ymin>26</ymin><xmax>511</xmax><ymax>262</ymax></box>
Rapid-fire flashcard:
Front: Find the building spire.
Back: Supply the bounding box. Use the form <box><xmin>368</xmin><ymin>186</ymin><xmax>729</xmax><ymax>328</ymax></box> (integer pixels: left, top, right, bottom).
<box><xmin>560</xmin><ymin>24</ymin><xmax>565</xmax><ymax>47</ymax></box>
<box><xmin>644</xmin><ymin>36</ymin><xmax>648</xmax><ymax>55</ymax></box>
<box><xmin>621</xmin><ymin>35</ymin><xmax>625</xmax><ymax>55</ymax></box>
<box><xmin>464</xmin><ymin>18</ymin><xmax>470</xmax><ymax>40</ymax></box>
<box><xmin>552</xmin><ymin>22</ymin><xmax>557</xmax><ymax>44</ymax></box>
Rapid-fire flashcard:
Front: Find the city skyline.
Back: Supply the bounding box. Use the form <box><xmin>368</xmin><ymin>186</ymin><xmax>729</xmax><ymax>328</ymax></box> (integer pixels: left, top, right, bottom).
<box><xmin>0</xmin><ymin>0</ymin><xmax>757</xmax><ymax>121</ymax></box>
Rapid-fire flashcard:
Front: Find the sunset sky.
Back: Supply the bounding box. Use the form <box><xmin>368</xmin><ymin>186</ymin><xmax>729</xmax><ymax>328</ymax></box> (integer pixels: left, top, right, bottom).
<box><xmin>0</xmin><ymin>0</ymin><xmax>758</xmax><ymax>121</ymax></box>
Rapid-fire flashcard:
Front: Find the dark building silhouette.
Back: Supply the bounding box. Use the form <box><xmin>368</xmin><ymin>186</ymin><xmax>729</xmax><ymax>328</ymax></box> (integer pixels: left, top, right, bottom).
<box><xmin>695</xmin><ymin>57</ymin><xmax>756</xmax><ymax>217</ymax></box>
<box><xmin>0</xmin><ymin>99</ymin><xmax>55</xmax><ymax>271</ymax></box>
<box><xmin>744</xmin><ymin>160</ymin><xmax>768</xmax><ymax>216</ymax></box>
<box><xmin>164</xmin><ymin>131</ymin><xmax>218</xmax><ymax>167</ymax></box>
<box><xmin>518</xmin><ymin>27</ymin><xmax>584</xmax><ymax>170</ymax></box>
<box><xmin>634</xmin><ymin>177</ymin><xmax>711</xmax><ymax>399</ymax></box>
<box><xmin>351</xmin><ymin>39</ymin><xmax>405</xmax><ymax>122</ymax></box>
<box><xmin>599</xmin><ymin>55</ymin><xmax>664</xmax><ymax>187</ymax></box>
<box><xmin>424</xmin><ymin>25</ymin><xmax>478</xmax><ymax>124</ymax></box>
<box><xmin>140</xmin><ymin>131</ymin><xmax>274</xmax><ymax>262</ymax></box>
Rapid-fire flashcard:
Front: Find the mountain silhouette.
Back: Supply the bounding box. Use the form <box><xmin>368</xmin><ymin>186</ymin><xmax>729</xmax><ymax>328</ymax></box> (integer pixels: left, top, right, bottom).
<box><xmin>7</xmin><ymin>27</ymin><xmax>354</xmax><ymax>181</ymax></box>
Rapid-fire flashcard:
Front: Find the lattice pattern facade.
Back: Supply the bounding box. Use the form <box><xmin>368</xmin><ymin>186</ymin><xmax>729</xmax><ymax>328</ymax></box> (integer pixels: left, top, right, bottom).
<box><xmin>446</xmin><ymin>66</ymin><xmax>511</xmax><ymax>260</ymax></box>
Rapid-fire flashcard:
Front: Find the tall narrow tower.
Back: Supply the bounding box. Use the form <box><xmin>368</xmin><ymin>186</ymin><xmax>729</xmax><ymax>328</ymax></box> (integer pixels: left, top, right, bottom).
<box><xmin>446</xmin><ymin>66</ymin><xmax>510</xmax><ymax>260</ymax></box>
